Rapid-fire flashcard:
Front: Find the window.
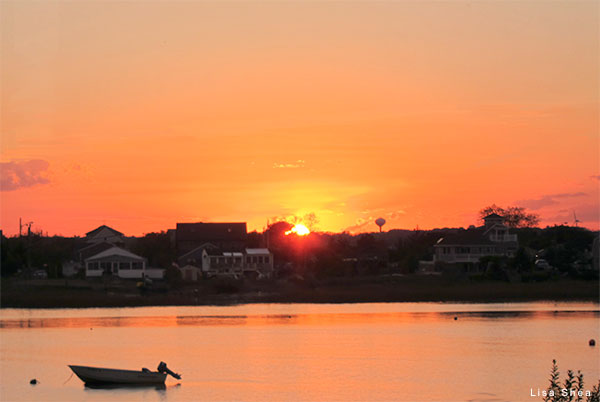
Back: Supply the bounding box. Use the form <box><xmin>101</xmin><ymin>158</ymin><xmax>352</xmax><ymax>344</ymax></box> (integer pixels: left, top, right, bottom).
<box><xmin>258</xmin><ymin>256</ymin><xmax>263</xmax><ymax>264</ymax></box>
<box><xmin>119</xmin><ymin>262</ymin><xmax>130</xmax><ymax>270</ymax></box>
<box><xmin>88</xmin><ymin>262</ymin><xmax>99</xmax><ymax>270</ymax></box>
<box><xmin>131</xmin><ymin>261</ymin><xmax>143</xmax><ymax>270</ymax></box>
<box><xmin>100</xmin><ymin>262</ymin><xmax>111</xmax><ymax>271</ymax></box>
<box><xmin>265</xmin><ymin>256</ymin><xmax>270</xmax><ymax>264</ymax></box>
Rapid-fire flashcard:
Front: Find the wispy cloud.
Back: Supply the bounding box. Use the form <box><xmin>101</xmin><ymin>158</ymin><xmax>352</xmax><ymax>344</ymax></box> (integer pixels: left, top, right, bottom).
<box><xmin>517</xmin><ymin>192</ymin><xmax>587</xmax><ymax>210</ymax></box>
<box><xmin>1</xmin><ymin>159</ymin><xmax>50</xmax><ymax>191</ymax></box>
<box><xmin>344</xmin><ymin>218</ymin><xmax>372</xmax><ymax>233</ymax></box>
<box><xmin>273</xmin><ymin>160</ymin><xmax>305</xmax><ymax>169</ymax></box>
<box><xmin>591</xmin><ymin>175</ymin><xmax>600</xmax><ymax>181</ymax></box>
<box><xmin>546</xmin><ymin>203</ymin><xmax>600</xmax><ymax>227</ymax></box>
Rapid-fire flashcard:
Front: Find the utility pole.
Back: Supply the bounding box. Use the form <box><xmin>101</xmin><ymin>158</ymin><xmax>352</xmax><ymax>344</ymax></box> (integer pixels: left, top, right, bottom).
<box><xmin>19</xmin><ymin>220</ymin><xmax>34</xmax><ymax>269</ymax></box>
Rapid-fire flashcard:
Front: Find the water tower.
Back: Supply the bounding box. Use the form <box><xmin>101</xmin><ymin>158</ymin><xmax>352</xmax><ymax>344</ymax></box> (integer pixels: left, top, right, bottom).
<box><xmin>375</xmin><ymin>218</ymin><xmax>386</xmax><ymax>233</ymax></box>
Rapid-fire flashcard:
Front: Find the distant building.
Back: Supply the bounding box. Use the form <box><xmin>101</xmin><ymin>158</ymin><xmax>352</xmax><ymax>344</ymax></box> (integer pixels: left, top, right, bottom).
<box><xmin>202</xmin><ymin>249</ymin><xmax>245</xmax><ymax>279</ymax></box>
<box><xmin>175</xmin><ymin>222</ymin><xmax>247</xmax><ymax>255</ymax></box>
<box><xmin>178</xmin><ymin>247</ymin><xmax>274</xmax><ymax>280</ymax></box>
<box><xmin>63</xmin><ymin>227</ymin><xmax>126</xmax><ymax>277</ymax></box>
<box><xmin>432</xmin><ymin>213</ymin><xmax>518</xmax><ymax>269</ymax></box>
<box><xmin>84</xmin><ymin>246</ymin><xmax>146</xmax><ymax>279</ymax></box>
<box><xmin>243</xmin><ymin>248</ymin><xmax>274</xmax><ymax>279</ymax></box>
<box><xmin>84</xmin><ymin>225</ymin><xmax>125</xmax><ymax>245</ymax></box>
<box><xmin>177</xmin><ymin>243</ymin><xmax>219</xmax><ymax>267</ymax></box>
<box><xmin>179</xmin><ymin>265</ymin><xmax>202</xmax><ymax>281</ymax></box>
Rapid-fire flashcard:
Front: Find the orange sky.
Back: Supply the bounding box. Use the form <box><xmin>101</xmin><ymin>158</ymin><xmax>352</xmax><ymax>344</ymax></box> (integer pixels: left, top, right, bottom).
<box><xmin>1</xmin><ymin>1</ymin><xmax>598</xmax><ymax>236</ymax></box>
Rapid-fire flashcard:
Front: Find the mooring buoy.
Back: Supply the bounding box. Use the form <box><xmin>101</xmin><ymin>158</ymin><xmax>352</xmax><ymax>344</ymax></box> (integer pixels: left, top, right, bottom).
<box><xmin>30</xmin><ymin>379</ymin><xmax>37</xmax><ymax>385</ymax></box>
<box><xmin>590</xmin><ymin>339</ymin><xmax>596</xmax><ymax>346</ymax></box>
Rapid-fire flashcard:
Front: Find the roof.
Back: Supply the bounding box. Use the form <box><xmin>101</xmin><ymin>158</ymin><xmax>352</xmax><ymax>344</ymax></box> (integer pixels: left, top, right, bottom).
<box><xmin>78</xmin><ymin>242</ymin><xmax>115</xmax><ymax>260</ymax></box>
<box><xmin>176</xmin><ymin>222</ymin><xmax>247</xmax><ymax>242</ymax></box>
<box><xmin>85</xmin><ymin>225</ymin><xmax>124</xmax><ymax>237</ymax></box>
<box><xmin>435</xmin><ymin>229</ymin><xmax>495</xmax><ymax>246</ymax></box>
<box><xmin>203</xmin><ymin>249</ymin><xmax>243</xmax><ymax>257</ymax></box>
<box><xmin>246</xmin><ymin>248</ymin><xmax>271</xmax><ymax>255</ymax></box>
<box><xmin>223</xmin><ymin>252</ymin><xmax>243</xmax><ymax>257</ymax></box>
<box><xmin>204</xmin><ymin>248</ymin><xmax>225</xmax><ymax>256</ymax></box>
<box><xmin>483</xmin><ymin>213</ymin><xmax>504</xmax><ymax>220</ymax></box>
<box><xmin>177</xmin><ymin>243</ymin><xmax>218</xmax><ymax>260</ymax></box>
<box><xmin>85</xmin><ymin>246</ymin><xmax>144</xmax><ymax>261</ymax></box>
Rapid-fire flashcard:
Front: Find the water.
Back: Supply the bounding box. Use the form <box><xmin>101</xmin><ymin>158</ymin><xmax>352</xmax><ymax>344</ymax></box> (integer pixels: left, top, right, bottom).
<box><xmin>1</xmin><ymin>302</ymin><xmax>598</xmax><ymax>402</ymax></box>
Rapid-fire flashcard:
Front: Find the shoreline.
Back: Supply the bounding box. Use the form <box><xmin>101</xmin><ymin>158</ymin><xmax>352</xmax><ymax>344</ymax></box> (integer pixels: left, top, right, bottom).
<box><xmin>1</xmin><ymin>277</ymin><xmax>598</xmax><ymax>309</ymax></box>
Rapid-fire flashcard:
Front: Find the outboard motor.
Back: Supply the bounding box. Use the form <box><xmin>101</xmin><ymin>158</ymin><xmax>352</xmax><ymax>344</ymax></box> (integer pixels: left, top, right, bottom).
<box><xmin>157</xmin><ymin>362</ymin><xmax>181</xmax><ymax>380</ymax></box>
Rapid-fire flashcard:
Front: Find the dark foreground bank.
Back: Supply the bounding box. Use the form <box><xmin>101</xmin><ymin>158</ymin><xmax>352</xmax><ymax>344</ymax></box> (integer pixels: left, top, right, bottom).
<box><xmin>1</xmin><ymin>276</ymin><xmax>598</xmax><ymax>308</ymax></box>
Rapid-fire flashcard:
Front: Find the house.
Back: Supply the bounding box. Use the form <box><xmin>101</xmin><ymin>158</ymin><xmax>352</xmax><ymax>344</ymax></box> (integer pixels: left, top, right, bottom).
<box><xmin>176</xmin><ymin>243</ymin><xmax>218</xmax><ymax>267</ymax></box>
<box><xmin>432</xmin><ymin>213</ymin><xmax>518</xmax><ymax>270</ymax></box>
<box><xmin>201</xmin><ymin>249</ymin><xmax>245</xmax><ymax>278</ymax></box>
<box><xmin>180</xmin><ymin>247</ymin><xmax>275</xmax><ymax>280</ymax></box>
<box><xmin>176</xmin><ymin>222</ymin><xmax>247</xmax><ymax>256</ymax></box>
<box><xmin>63</xmin><ymin>228</ymin><xmax>126</xmax><ymax>277</ymax></box>
<box><xmin>84</xmin><ymin>246</ymin><xmax>146</xmax><ymax>279</ymax></box>
<box><xmin>84</xmin><ymin>225</ymin><xmax>125</xmax><ymax>245</ymax></box>
<box><xmin>244</xmin><ymin>248</ymin><xmax>274</xmax><ymax>279</ymax></box>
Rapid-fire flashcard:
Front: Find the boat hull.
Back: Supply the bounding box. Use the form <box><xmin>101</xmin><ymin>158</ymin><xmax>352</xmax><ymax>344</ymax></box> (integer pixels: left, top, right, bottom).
<box><xmin>69</xmin><ymin>365</ymin><xmax>167</xmax><ymax>385</ymax></box>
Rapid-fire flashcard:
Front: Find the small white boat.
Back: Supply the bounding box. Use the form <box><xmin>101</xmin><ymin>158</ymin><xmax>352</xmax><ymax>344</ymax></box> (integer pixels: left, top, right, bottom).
<box><xmin>69</xmin><ymin>362</ymin><xmax>180</xmax><ymax>385</ymax></box>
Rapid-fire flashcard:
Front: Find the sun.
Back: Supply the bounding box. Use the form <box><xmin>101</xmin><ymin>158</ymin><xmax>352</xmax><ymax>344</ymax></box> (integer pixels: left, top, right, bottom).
<box><xmin>285</xmin><ymin>223</ymin><xmax>310</xmax><ymax>236</ymax></box>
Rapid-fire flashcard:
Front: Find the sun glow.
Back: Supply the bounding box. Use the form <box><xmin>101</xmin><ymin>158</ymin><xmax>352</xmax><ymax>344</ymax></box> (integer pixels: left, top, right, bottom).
<box><xmin>285</xmin><ymin>224</ymin><xmax>310</xmax><ymax>236</ymax></box>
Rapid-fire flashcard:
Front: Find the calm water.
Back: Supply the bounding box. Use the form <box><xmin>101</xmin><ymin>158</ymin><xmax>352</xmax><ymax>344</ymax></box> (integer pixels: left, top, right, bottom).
<box><xmin>1</xmin><ymin>302</ymin><xmax>598</xmax><ymax>402</ymax></box>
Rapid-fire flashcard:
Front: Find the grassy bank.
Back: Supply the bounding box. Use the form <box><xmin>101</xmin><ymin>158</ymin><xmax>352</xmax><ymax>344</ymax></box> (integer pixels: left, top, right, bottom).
<box><xmin>1</xmin><ymin>276</ymin><xmax>598</xmax><ymax>308</ymax></box>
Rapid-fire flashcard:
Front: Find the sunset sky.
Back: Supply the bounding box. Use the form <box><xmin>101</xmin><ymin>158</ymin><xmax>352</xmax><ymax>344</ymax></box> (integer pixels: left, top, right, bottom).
<box><xmin>1</xmin><ymin>1</ymin><xmax>598</xmax><ymax>236</ymax></box>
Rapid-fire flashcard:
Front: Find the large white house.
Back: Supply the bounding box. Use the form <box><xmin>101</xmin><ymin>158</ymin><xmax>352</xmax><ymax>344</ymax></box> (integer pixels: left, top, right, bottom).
<box><xmin>85</xmin><ymin>246</ymin><xmax>146</xmax><ymax>279</ymax></box>
<box><xmin>433</xmin><ymin>213</ymin><xmax>518</xmax><ymax>265</ymax></box>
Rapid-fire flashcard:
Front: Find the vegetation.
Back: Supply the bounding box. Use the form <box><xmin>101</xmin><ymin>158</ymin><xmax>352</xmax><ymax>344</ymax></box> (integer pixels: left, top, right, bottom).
<box><xmin>479</xmin><ymin>204</ymin><xmax>540</xmax><ymax>228</ymax></box>
<box><xmin>543</xmin><ymin>360</ymin><xmax>599</xmax><ymax>402</ymax></box>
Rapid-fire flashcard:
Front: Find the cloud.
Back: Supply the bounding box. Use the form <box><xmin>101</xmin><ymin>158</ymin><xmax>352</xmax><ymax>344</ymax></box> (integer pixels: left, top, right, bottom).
<box><xmin>273</xmin><ymin>160</ymin><xmax>305</xmax><ymax>169</ymax></box>
<box><xmin>344</xmin><ymin>218</ymin><xmax>373</xmax><ymax>233</ymax></box>
<box><xmin>517</xmin><ymin>192</ymin><xmax>587</xmax><ymax>210</ymax></box>
<box><xmin>387</xmin><ymin>210</ymin><xmax>406</xmax><ymax>219</ymax></box>
<box><xmin>545</xmin><ymin>203</ymin><xmax>600</xmax><ymax>227</ymax></box>
<box><xmin>591</xmin><ymin>175</ymin><xmax>600</xmax><ymax>181</ymax></box>
<box><xmin>1</xmin><ymin>159</ymin><xmax>50</xmax><ymax>191</ymax></box>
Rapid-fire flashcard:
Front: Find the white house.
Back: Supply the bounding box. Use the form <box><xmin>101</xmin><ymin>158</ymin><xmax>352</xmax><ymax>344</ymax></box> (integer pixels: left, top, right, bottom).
<box><xmin>202</xmin><ymin>249</ymin><xmax>245</xmax><ymax>278</ymax></box>
<box><xmin>433</xmin><ymin>213</ymin><xmax>518</xmax><ymax>266</ymax></box>
<box><xmin>244</xmin><ymin>248</ymin><xmax>274</xmax><ymax>279</ymax></box>
<box><xmin>193</xmin><ymin>248</ymin><xmax>274</xmax><ymax>280</ymax></box>
<box><xmin>85</xmin><ymin>246</ymin><xmax>146</xmax><ymax>279</ymax></box>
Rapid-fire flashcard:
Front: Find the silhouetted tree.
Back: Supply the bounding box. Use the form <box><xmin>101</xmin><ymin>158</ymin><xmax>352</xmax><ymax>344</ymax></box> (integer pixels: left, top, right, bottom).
<box><xmin>131</xmin><ymin>231</ymin><xmax>174</xmax><ymax>268</ymax></box>
<box><xmin>480</xmin><ymin>204</ymin><xmax>540</xmax><ymax>228</ymax></box>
